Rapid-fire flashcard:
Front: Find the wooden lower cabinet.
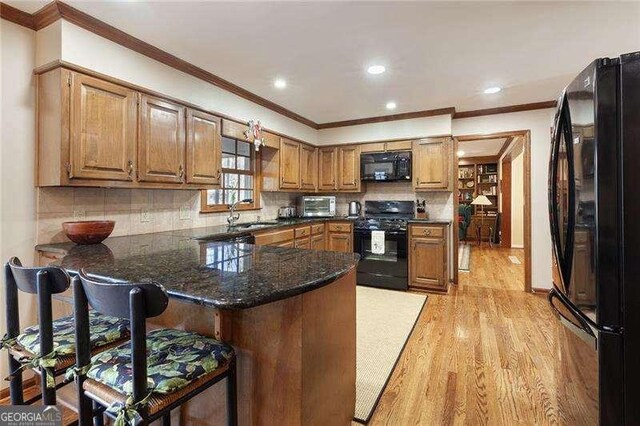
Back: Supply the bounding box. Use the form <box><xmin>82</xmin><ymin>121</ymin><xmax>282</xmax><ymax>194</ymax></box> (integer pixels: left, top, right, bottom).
<box><xmin>408</xmin><ymin>224</ymin><xmax>449</xmax><ymax>293</ymax></box>
<box><xmin>326</xmin><ymin>221</ymin><xmax>353</xmax><ymax>253</ymax></box>
<box><xmin>253</xmin><ymin>221</ymin><xmax>346</xmax><ymax>253</ymax></box>
<box><xmin>310</xmin><ymin>234</ymin><xmax>326</xmax><ymax>251</ymax></box>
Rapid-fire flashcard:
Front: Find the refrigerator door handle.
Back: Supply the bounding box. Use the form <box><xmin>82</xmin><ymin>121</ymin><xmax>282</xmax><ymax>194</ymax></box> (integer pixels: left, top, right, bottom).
<box><xmin>548</xmin><ymin>288</ymin><xmax>597</xmax><ymax>350</ymax></box>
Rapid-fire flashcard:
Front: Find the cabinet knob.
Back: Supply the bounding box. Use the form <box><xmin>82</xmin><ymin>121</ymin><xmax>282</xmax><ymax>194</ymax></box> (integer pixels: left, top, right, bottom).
<box><xmin>178</xmin><ymin>165</ymin><xmax>184</xmax><ymax>182</ymax></box>
<box><xmin>423</xmin><ymin>229</ymin><xmax>432</xmax><ymax>236</ymax></box>
<box><xmin>416</xmin><ymin>178</ymin><xmax>421</xmax><ymax>185</ymax></box>
<box><xmin>215</xmin><ymin>169</ymin><xmax>221</xmax><ymax>179</ymax></box>
<box><xmin>127</xmin><ymin>160</ymin><xmax>134</xmax><ymax>179</ymax></box>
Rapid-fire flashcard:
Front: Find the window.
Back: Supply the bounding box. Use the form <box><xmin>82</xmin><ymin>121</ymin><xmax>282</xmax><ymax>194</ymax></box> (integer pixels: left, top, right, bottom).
<box><xmin>201</xmin><ymin>137</ymin><xmax>260</xmax><ymax>212</ymax></box>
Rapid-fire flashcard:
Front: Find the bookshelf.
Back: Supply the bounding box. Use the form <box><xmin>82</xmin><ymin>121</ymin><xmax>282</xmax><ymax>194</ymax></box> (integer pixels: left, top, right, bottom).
<box><xmin>457</xmin><ymin>159</ymin><xmax>499</xmax><ymax>215</ymax></box>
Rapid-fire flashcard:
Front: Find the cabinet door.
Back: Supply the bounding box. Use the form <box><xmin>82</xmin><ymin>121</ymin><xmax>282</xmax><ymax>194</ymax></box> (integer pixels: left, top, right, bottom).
<box><xmin>295</xmin><ymin>237</ymin><xmax>311</xmax><ymax>249</ymax></box>
<box><xmin>318</xmin><ymin>147</ymin><xmax>338</xmax><ymax>191</ymax></box>
<box><xmin>328</xmin><ymin>233</ymin><xmax>352</xmax><ymax>253</ymax></box>
<box><xmin>310</xmin><ymin>234</ymin><xmax>326</xmax><ymax>251</ymax></box>
<box><xmin>300</xmin><ymin>144</ymin><xmax>317</xmax><ymax>191</ymax></box>
<box><xmin>280</xmin><ymin>138</ymin><xmax>301</xmax><ymax>189</ymax></box>
<box><xmin>138</xmin><ymin>95</ymin><xmax>186</xmax><ymax>183</ymax></box>
<box><xmin>186</xmin><ymin>109</ymin><xmax>221</xmax><ymax>185</ymax></box>
<box><xmin>409</xmin><ymin>237</ymin><xmax>447</xmax><ymax>291</ymax></box>
<box><xmin>338</xmin><ymin>145</ymin><xmax>361</xmax><ymax>191</ymax></box>
<box><xmin>69</xmin><ymin>73</ymin><xmax>137</xmax><ymax>181</ymax></box>
<box><xmin>413</xmin><ymin>137</ymin><xmax>451</xmax><ymax>190</ymax></box>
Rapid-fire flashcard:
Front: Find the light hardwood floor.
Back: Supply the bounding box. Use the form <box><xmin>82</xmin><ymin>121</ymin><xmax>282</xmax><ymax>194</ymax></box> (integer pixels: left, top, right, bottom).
<box><xmin>364</xmin><ymin>247</ymin><xmax>581</xmax><ymax>425</ymax></box>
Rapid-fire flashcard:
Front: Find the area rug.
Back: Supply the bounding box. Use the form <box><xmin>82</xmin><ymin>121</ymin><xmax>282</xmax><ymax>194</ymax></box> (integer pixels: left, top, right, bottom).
<box><xmin>459</xmin><ymin>243</ymin><xmax>471</xmax><ymax>271</ymax></box>
<box><xmin>355</xmin><ymin>286</ymin><xmax>427</xmax><ymax>423</ymax></box>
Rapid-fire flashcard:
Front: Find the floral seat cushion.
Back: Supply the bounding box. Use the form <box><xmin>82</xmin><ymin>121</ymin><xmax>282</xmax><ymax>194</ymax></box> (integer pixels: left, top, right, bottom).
<box><xmin>86</xmin><ymin>328</ymin><xmax>234</xmax><ymax>395</ymax></box>
<box><xmin>15</xmin><ymin>311</ymin><xmax>129</xmax><ymax>357</ymax></box>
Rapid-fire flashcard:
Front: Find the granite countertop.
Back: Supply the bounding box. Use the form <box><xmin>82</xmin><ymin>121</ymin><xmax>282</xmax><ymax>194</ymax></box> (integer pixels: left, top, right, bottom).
<box><xmin>39</xmin><ymin>235</ymin><xmax>359</xmax><ymax>310</ymax></box>
<box><xmin>36</xmin><ymin>217</ymin><xmax>360</xmax><ymax>309</ymax></box>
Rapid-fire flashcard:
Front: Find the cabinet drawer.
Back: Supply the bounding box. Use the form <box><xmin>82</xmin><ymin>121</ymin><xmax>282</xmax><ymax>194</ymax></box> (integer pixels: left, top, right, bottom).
<box><xmin>295</xmin><ymin>236</ymin><xmax>311</xmax><ymax>249</ymax></box>
<box><xmin>410</xmin><ymin>225</ymin><xmax>444</xmax><ymax>238</ymax></box>
<box><xmin>254</xmin><ymin>228</ymin><xmax>295</xmax><ymax>245</ymax></box>
<box><xmin>328</xmin><ymin>222</ymin><xmax>352</xmax><ymax>233</ymax></box>
<box><xmin>295</xmin><ymin>226</ymin><xmax>311</xmax><ymax>238</ymax></box>
<box><xmin>311</xmin><ymin>223</ymin><xmax>325</xmax><ymax>235</ymax></box>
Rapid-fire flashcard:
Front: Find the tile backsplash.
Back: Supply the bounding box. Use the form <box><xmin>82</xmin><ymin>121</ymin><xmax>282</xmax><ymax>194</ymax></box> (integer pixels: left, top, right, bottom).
<box><xmin>334</xmin><ymin>182</ymin><xmax>453</xmax><ymax>220</ymax></box>
<box><xmin>36</xmin><ymin>184</ymin><xmax>452</xmax><ymax>244</ymax></box>
<box><xmin>37</xmin><ymin>187</ymin><xmax>297</xmax><ymax>244</ymax></box>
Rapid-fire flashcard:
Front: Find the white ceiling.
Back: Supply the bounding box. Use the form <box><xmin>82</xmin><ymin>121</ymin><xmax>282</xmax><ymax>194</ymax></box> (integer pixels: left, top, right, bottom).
<box><xmin>458</xmin><ymin>137</ymin><xmax>507</xmax><ymax>157</ymax></box>
<box><xmin>7</xmin><ymin>1</ymin><xmax>640</xmax><ymax>124</ymax></box>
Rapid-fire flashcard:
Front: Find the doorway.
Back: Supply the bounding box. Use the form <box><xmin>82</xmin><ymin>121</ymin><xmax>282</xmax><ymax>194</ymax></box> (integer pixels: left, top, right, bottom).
<box><xmin>453</xmin><ymin>130</ymin><xmax>532</xmax><ymax>292</ymax></box>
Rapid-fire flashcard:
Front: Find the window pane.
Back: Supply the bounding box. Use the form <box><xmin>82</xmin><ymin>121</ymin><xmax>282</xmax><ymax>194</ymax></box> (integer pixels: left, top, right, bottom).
<box><xmin>240</xmin><ymin>190</ymin><xmax>253</xmax><ymax>202</ymax></box>
<box><xmin>237</xmin><ymin>156</ymin><xmax>251</xmax><ymax>171</ymax></box>
<box><xmin>222</xmin><ymin>137</ymin><xmax>236</xmax><ymax>154</ymax></box>
<box><xmin>222</xmin><ymin>153</ymin><xmax>236</xmax><ymax>169</ymax></box>
<box><xmin>237</xmin><ymin>141</ymin><xmax>251</xmax><ymax>157</ymax></box>
<box><xmin>224</xmin><ymin>173</ymin><xmax>239</xmax><ymax>189</ymax></box>
<box><xmin>207</xmin><ymin>189</ymin><xmax>222</xmax><ymax>205</ymax></box>
<box><xmin>239</xmin><ymin>175</ymin><xmax>253</xmax><ymax>189</ymax></box>
<box><xmin>224</xmin><ymin>190</ymin><xmax>238</xmax><ymax>204</ymax></box>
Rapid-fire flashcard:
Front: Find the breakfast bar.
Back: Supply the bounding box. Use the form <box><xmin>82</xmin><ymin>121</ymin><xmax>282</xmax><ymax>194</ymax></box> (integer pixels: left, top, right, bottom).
<box><xmin>36</xmin><ymin>233</ymin><xmax>359</xmax><ymax>425</ymax></box>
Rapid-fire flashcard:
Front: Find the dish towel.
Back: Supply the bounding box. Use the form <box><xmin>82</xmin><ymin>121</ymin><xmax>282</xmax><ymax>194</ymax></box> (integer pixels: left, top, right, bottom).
<box><xmin>371</xmin><ymin>230</ymin><xmax>386</xmax><ymax>255</ymax></box>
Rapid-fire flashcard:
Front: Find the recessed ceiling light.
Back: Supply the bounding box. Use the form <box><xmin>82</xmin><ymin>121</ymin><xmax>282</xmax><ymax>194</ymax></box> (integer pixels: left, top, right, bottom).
<box><xmin>386</xmin><ymin>101</ymin><xmax>397</xmax><ymax>110</ymax></box>
<box><xmin>274</xmin><ymin>79</ymin><xmax>287</xmax><ymax>89</ymax></box>
<box><xmin>367</xmin><ymin>65</ymin><xmax>386</xmax><ymax>75</ymax></box>
<box><xmin>457</xmin><ymin>150</ymin><xmax>465</xmax><ymax>157</ymax></box>
<box><xmin>484</xmin><ymin>86</ymin><xmax>502</xmax><ymax>94</ymax></box>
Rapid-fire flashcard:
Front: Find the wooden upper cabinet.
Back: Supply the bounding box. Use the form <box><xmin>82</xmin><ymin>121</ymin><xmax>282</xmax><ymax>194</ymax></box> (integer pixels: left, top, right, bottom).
<box><xmin>138</xmin><ymin>95</ymin><xmax>186</xmax><ymax>183</ymax></box>
<box><xmin>280</xmin><ymin>138</ymin><xmax>301</xmax><ymax>189</ymax></box>
<box><xmin>338</xmin><ymin>145</ymin><xmax>361</xmax><ymax>191</ymax></box>
<box><xmin>69</xmin><ymin>73</ymin><xmax>137</xmax><ymax>181</ymax></box>
<box><xmin>186</xmin><ymin>109</ymin><xmax>222</xmax><ymax>185</ymax></box>
<box><xmin>413</xmin><ymin>137</ymin><xmax>451</xmax><ymax>191</ymax></box>
<box><xmin>300</xmin><ymin>144</ymin><xmax>317</xmax><ymax>191</ymax></box>
<box><xmin>318</xmin><ymin>147</ymin><xmax>338</xmax><ymax>191</ymax></box>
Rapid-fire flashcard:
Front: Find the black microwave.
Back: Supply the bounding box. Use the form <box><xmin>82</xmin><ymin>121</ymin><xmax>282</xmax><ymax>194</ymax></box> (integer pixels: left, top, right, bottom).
<box><xmin>360</xmin><ymin>151</ymin><xmax>412</xmax><ymax>182</ymax></box>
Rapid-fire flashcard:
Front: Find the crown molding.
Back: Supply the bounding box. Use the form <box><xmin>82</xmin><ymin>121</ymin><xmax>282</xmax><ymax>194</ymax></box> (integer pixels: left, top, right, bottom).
<box><xmin>0</xmin><ymin>2</ymin><xmax>35</xmax><ymax>29</ymax></box>
<box><xmin>453</xmin><ymin>101</ymin><xmax>557</xmax><ymax>120</ymax></box>
<box><xmin>317</xmin><ymin>107</ymin><xmax>456</xmax><ymax>130</ymax></box>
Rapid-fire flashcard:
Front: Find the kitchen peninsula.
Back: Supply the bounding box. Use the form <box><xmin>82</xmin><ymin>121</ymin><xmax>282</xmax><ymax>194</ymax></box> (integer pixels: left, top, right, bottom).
<box><xmin>36</xmin><ymin>227</ymin><xmax>359</xmax><ymax>425</ymax></box>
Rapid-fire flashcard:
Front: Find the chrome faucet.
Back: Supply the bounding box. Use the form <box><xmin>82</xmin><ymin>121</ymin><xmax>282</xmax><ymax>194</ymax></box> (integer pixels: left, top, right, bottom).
<box><xmin>227</xmin><ymin>198</ymin><xmax>253</xmax><ymax>227</ymax></box>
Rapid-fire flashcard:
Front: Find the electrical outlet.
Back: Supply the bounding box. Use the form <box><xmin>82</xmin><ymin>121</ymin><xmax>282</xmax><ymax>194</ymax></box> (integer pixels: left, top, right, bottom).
<box><xmin>140</xmin><ymin>208</ymin><xmax>151</xmax><ymax>223</ymax></box>
<box><xmin>73</xmin><ymin>209</ymin><xmax>86</xmax><ymax>221</ymax></box>
<box><xmin>179</xmin><ymin>203</ymin><xmax>191</xmax><ymax>220</ymax></box>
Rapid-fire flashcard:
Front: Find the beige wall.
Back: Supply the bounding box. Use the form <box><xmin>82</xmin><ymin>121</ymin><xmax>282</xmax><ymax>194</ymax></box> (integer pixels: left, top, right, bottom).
<box><xmin>452</xmin><ymin>108</ymin><xmax>555</xmax><ymax>289</ymax></box>
<box><xmin>317</xmin><ymin>114</ymin><xmax>452</xmax><ymax>145</ymax></box>
<box><xmin>511</xmin><ymin>150</ymin><xmax>524</xmax><ymax>248</ymax></box>
<box><xmin>0</xmin><ymin>20</ymin><xmax>38</xmax><ymax>377</ymax></box>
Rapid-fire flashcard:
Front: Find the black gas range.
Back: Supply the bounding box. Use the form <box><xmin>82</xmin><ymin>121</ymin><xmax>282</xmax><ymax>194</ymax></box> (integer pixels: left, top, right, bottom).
<box><xmin>353</xmin><ymin>201</ymin><xmax>414</xmax><ymax>291</ymax></box>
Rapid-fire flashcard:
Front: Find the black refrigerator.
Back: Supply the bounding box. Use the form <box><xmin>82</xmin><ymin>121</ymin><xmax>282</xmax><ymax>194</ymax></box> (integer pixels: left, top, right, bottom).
<box><xmin>548</xmin><ymin>51</ymin><xmax>640</xmax><ymax>424</ymax></box>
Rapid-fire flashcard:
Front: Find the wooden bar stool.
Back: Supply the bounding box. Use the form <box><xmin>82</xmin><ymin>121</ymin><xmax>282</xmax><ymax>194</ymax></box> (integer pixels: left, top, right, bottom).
<box><xmin>73</xmin><ymin>270</ymin><xmax>237</xmax><ymax>426</ymax></box>
<box><xmin>2</xmin><ymin>257</ymin><xmax>130</xmax><ymax>406</ymax></box>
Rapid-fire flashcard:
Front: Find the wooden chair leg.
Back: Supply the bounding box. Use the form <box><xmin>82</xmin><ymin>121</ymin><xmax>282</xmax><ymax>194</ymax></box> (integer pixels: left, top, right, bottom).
<box><xmin>227</xmin><ymin>361</ymin><xmax>238</xmax><ymax>426</ymax></box>
<box><xmin>162</xmin><ymin>413</ymin><xmax>171</xmax><ymax>426</ymax></box>
<box><xmin>40</xmin><ymin>368</ymin><xmax>56</xmax><ymax>405</ymax></box>
<box><xmin>8</xmin><ymin>356</ymin><xmax>24</xmax><ymax>405</ymax></box>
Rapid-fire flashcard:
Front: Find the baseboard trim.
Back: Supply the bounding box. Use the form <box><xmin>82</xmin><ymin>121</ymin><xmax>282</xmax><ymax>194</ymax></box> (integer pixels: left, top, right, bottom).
<box><xmin>531</xmin><ymin>287</ymin><xmax>551</xmax><ymax>294</ymax></box>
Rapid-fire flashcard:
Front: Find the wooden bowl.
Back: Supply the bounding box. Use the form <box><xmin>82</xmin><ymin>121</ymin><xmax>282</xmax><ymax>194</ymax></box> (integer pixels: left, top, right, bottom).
<box><xmin>62</xmin><ymin>220</ymin><xmax>115</xmax><ymax>245</ymax></box>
